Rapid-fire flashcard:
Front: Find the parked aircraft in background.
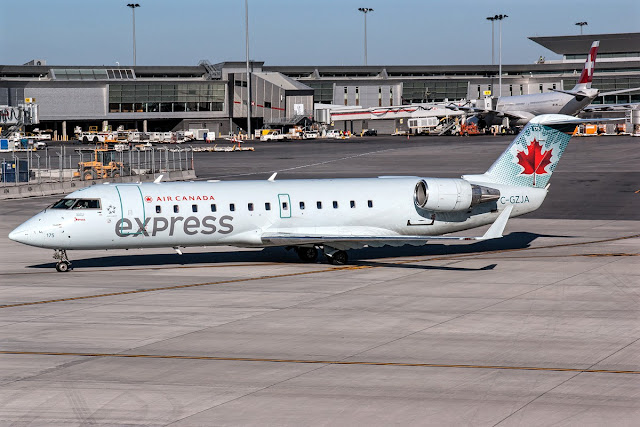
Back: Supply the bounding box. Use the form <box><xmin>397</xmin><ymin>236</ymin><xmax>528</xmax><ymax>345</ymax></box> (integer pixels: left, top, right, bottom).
<box><xmin>450</xmin><ymin>41</ymin><xmax>640</xmax><ymax>127</ymax></box>
<box><xmin>10</xmin><ymin>114</ymin><xmax>592</xmax><ymax>272</ymax></box>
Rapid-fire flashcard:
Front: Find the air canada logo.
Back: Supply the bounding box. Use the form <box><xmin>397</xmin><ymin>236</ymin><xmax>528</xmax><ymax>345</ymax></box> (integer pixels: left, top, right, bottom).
<box><xmin>516</xmin><ymin>137</ymin><xmax>553</xmax><ymax>176</ymax></box>
<box><xmin>144</xmin><ymin>196</ymin><xmax>153</xmax><ymax>203</ymax></box>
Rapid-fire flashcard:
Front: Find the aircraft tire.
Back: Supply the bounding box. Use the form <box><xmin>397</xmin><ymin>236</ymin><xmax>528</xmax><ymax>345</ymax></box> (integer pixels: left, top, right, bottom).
<box><xmin>56</xmin><ymin>261</ymin><xmax>70</xmax><ymax>272</ymax></box>
<box><xmin>83</xmin><ymin>169</ymin><xmax>97</xmax><ymax>181</ymax></box>
<box><xmin>328</xmin><ymin>250</ymin><xmax>348</xmax><ymax>265</ymax></box>
<box><xmin>296</xmin><ymin>247</ymin><xmax>318</xmax><ymax>263</ymax></box>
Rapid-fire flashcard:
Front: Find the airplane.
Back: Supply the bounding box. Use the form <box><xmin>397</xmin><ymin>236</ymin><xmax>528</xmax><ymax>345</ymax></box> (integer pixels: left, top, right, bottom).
<box><xmin>9</xmin><ymin>114</ymin><xmax>591</xmax><ymax>272</ymax></box>
<box><xmin>449</xmin><ymin>41</ymin><xmax>639</xmax><ymax>127</ymax></box>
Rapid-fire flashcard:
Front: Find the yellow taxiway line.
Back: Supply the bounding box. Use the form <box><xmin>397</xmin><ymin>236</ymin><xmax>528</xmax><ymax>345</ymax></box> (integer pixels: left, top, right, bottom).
<box><xmin>0</xmin><ymin>265</ymin><xmax>370</xmax><ymax>309</ymax></box>
<box><xmin>1</xmin><ymin>233</ymin><xmax>639</xmax><ymax>310</ymax></box>
<box><xmin>1</xmin><ymin>350</ymin><xmax>637</xmax><ymax>375</ymax></box>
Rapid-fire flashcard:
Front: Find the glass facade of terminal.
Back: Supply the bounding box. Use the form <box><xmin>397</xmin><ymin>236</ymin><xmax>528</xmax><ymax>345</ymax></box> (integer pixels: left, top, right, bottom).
<box><xmin>564</xmin><ymin>77</ymin><xmax>640</xmax><ymax>104</ymax></box>
<box><xmin>52</xmin><ymin>68</ymin><xmax>136</xmax><ymax>80</ymax></box>
<box><xmin>305</xmin><ymin>82</ymin><xmax>334</xmax><ymax>104</ymax></box>
<box><xmin>108</xmin><ymin>83</ymin><xmax>225</xmax><ymax>113</ymax></box>
<box><xmin>402</xmin><ymin>80</ymin><xmax>468</xmax><ymax>103</ymax></box>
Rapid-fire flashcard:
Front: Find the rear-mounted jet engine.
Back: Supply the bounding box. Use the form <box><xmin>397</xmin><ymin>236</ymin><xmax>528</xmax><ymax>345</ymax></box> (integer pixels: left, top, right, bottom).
<box><xmin>414</xmin><ymin>178</ymin><xmax>500</xmax><ymax>212</ymax></box>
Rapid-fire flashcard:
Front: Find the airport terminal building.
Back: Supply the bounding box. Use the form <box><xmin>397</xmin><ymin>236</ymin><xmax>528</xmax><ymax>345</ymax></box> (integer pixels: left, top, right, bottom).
<box><xmin>1</xmin><ymin>32</ymin><xmax>638</xmax><ymax>136</ymax></box>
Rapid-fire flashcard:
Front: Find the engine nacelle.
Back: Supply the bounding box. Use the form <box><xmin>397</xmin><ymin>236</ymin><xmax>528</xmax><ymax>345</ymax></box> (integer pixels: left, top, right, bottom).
<box><xmin>414</xmin><ymin>178</ymin><xmax>500</xmax><ymax>212</ymax></box>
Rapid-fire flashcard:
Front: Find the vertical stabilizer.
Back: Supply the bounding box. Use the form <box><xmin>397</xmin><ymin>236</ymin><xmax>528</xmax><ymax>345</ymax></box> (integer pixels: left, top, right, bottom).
<box><xmin>463</xmin><ymin>115</ymin><xmax>578</xmax><ymax>188</ymax></box>
<box><xmin>572</xmin><ymin>41</ymin><xmax>599</xmax><ymax>92</ymax></box>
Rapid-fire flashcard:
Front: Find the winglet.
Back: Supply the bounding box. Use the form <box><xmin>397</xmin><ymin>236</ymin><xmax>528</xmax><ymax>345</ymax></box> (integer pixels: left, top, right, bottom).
<box><xmin>153</xmin><ymin>174</ymin><xmax>164</xmax><ymax>184</ymax></box>
<box><xmin>479</xmin><ymin>205</ymin><xmax>513</xmax><ymax>240</ymax></box>
<box><xmin>268</xmin><ymin>173</ymin><xmax>277</xmax><ymax>181</ymax></box>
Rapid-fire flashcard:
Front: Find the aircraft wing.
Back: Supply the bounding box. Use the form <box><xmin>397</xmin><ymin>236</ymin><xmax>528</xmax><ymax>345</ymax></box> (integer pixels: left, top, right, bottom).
<box><xmin>261</xmin><ymin>206</ymin><xmax>512</xmax><ymax>249</ymax></box>
<box><xmin>583</xmin><ymin>102</ymin><xmax>640</xmax><ymax>112</ymax></box>
<box><xmin>444</xmin><ymin>103</ymin><xmax>531</xmax><ymax>121</ymax></box>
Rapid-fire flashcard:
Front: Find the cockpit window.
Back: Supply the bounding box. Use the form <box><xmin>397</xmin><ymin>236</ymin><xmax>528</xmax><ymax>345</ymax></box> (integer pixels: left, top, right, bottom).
<box><xmin>73</xmin><ymin>199</ymin><xmax>101</xmax><ymax>209</ymax></box>
<box><xmin>51</xmin><ymin>198</ymin><xmax>77</xmax><ymax>209</ymax></box>
<box><xmin>50</xmin><ymin>198</ymin><xmax>101</xmax><ymax>210</ymax></box>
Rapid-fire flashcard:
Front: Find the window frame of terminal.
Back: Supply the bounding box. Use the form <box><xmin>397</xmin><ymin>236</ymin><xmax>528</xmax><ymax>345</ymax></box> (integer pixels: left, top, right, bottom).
<box><xmin>108</xmin><ymin>82</ymin><xmax>225</xmax><ymax>114</ymax></box>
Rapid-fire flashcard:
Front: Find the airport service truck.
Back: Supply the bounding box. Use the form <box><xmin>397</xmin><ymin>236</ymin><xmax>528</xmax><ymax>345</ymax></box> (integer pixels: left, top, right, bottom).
<box><xmin>408</xmin><ymin>117</ymin><xmax>440</xmax><ymax>135</ymax></box>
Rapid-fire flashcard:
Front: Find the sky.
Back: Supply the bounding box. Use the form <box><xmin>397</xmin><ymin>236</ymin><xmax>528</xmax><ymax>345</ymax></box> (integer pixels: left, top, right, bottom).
<box><xmin>1</xmin><ymin>0</ymin><xmax>638</xmax><ymax>67</ymax></box>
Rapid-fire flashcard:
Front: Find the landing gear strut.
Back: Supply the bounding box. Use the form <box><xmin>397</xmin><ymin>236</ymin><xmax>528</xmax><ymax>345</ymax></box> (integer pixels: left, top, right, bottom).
<box><xmin>295</xmin><ymin>246</ymin><xmax>318</xmax><ymax>263</ymax></box>
<box><xmin>53</xmin><ymin>250</ymin><xmax>71</xmax><ymax>272</ymax></box>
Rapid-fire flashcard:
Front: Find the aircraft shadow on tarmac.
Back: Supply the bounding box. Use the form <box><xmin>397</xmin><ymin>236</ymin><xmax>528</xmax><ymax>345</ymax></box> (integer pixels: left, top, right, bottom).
<box><xmin>28</xmin><ymin>232</ymin><xmax>566</xmax><ymax>271</ymax></box>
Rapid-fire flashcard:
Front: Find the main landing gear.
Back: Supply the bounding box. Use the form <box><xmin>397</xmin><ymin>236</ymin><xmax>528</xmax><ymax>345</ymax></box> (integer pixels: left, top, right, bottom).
<box><xmin>293</xmin><ymin>246</ymin><xmax>348</xmax><ymax>265</ymax></box>
<box><xmin>53</xmin><ymin>249</ymin><xmax>71</xmax><ymax>272</ymax></box>
<box><xmin>295</xmin><ymin>247</ymin><xmax>319</xmax><ymax>263</ymax></box>
<box><xmin>325</xmin><ymin>249</ymin><xmax>348</xmax><ymax>265</ymax></box>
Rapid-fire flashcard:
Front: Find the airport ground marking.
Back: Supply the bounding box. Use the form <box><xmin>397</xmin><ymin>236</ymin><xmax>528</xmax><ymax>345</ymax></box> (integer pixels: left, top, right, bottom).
<box><xmin>0</xmin><ymin>264</ymin><xmax>372</xmax><ymax>309</ymax></box>
<box><xmin>1</xmin><ymin>350</ymin><xmax>638</xmax><ymax>375</ymax></box>
<box><xmin>2</xmin><ymin>233</ymin><xmax>639</xmax><ymax>309</ymax></box>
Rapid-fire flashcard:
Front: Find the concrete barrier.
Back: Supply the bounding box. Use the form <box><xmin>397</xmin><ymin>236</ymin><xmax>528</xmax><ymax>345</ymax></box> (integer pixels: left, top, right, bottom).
<box><xmin>0</xmin><ymin>170</ymin><xmax>197</xmax><ymax>200</ymax></box>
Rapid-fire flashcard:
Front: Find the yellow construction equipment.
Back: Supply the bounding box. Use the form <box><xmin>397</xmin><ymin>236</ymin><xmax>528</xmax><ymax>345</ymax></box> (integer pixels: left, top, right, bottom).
<box><xmin>73</xmin><ymin>142</ymin><xmax>129</xmax><ymax>180</ymax></box>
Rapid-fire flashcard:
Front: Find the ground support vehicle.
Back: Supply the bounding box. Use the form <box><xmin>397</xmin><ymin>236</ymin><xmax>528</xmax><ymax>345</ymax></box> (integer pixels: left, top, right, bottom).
<box><xmin>73</xmin><ymin>144</ymin><xmax>131</xmax><ymax>180</ymax></box>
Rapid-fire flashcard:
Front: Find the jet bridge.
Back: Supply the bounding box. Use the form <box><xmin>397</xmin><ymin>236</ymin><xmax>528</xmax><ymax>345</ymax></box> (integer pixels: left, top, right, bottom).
<box><xmin>0</xmin><ymin>104</ymin><xmax>39</xmax><ymax>137</ymax></box>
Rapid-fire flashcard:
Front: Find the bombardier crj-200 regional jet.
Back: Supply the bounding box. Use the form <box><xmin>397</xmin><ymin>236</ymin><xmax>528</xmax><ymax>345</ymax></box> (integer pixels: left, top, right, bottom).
<box><xmin>10</xmin><ymin>114</ymin><xmax>590</xmax><ymax>272</ymax></box>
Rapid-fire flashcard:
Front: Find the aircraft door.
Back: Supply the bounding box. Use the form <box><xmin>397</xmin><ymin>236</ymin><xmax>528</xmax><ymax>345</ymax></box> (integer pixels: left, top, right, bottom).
<box><xmin>278</xmin><ymin>194</ymin><xmax>291</xmax><ymax>219</ymax></box>
<box><xmin>116</xmin><ymin>185</ymin><xmax>146</xmax><ymax>235</ymax></box>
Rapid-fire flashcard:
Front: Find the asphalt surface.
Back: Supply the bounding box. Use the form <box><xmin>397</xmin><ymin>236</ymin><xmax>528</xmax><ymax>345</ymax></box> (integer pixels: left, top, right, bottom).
<box><xmin>1</xmin><ymin>134</ymin><xmax>639</xmax><ymax>425</ymax></box>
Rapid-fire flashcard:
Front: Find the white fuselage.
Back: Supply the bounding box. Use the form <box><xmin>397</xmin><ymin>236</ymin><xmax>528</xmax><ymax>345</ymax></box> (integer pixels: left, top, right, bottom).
<box><xmin>10</xmin><ymin>178</ymin><xmax>547</xmax><ymax>251</ymax></box>
<box><xmin>488</xmin><ymin>91</ymin><xmax>597</xmax><ymax>126</ymax></box>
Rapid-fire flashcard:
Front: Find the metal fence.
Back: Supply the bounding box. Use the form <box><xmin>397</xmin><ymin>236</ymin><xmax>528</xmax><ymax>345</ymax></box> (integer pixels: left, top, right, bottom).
<box><xmin>1</xmin><ymin>146</ymin><xmax>194</xmax><ymax>187</ymax></box>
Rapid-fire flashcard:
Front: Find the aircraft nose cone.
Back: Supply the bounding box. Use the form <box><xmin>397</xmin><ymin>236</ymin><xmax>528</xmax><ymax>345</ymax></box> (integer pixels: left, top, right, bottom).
<box><xmin>9</xmin><ymin>216</ymin><xmax>45</xmax><ymax>247</ymax></box>
<box><xmin>9</xmin><ymin>224</ymin><xmax>30</xmax><ymax>244</ymax></box>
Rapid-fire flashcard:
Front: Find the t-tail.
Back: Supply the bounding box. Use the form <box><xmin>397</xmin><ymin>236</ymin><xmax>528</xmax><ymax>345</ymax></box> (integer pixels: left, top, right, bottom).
<box><xmin>572</xmin><ymin>40</ymin><xmax>599</xmax><ymax>92</ymax></box>
<box><xmin>463</xmin><ymin>114</ymin><xmax>581</xmax><ymax>189</ymax></box>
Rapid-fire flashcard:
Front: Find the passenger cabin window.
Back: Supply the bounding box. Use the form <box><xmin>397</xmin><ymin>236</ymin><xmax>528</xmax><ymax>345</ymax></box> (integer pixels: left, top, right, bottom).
<box><xmin>174</xmin><ymin>205</ymin><xmax>179</xmax><ymax>213</ymax></box>
<box><xmin>156</xmin><ymin>206</ymin><xmax>161</xmax><ymax>213</ymax></box>
<box><xmin>317</xmin><ymin>201</ymin><xmax>322</xmax><ymax>209</ymax></box>
<box><xmin>300</xmin><ymin>201</ymin><xmax>305</xmax><ymax>210</ymax></box>
<box><xmin>192</xmin><ymin>204</ymin><xmax>198</xmax><ymax>213</ymax></box>
<box><xmin>230</xmin><ymin>203</ymin><xmax>235</xmax><ymax>212</ymax></box>
<box><xmin>211</xmin><ymin>204</ymin><xmax>217</xmax><ymax>212</ymax></box>
<box><xmin>368</xmin><ymin>200</ymin><xmax>373</xmax><ymax>208</ymax></box>
<box><xmin>333</xmin><ymin>201</ymin><xmax>338</xmax><ymax>209</ymax></box>
<box><xmin>350</xmin><ymin>200</ymin><xmax>356</xmax><ymax>208</ymax></box>
<box><xmin>265</xmin><ymin>202</ymin><xmax>271</xmax><ymax>211</ymax></box>
<box><xmin>248</xmin><ymin>203</ymin><xmax>254</xmax><ymax>211</ymax></box>
<box><xmin>282</xmin><ymin>201</ymin><xmax>288</xmax><ymax>210</ymax></box>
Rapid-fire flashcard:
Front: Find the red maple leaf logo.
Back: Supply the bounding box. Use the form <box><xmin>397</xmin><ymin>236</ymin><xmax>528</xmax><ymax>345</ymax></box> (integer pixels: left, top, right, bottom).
<box><xmin>516</xmin><ymin>138</ymin><xmax>553</xmax><ymax>176</ymax></box>
<box><xmin>144</xmin><ymin>196</ymin><xmax>153</xmax><ymax>203</ymax></box>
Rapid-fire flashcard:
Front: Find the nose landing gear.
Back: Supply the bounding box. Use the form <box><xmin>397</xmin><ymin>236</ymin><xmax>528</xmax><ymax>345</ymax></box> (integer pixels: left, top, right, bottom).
<box><xmin>53</xmin><ymin>250</ymin><xmax>72</xmax><ymax>272</ymax></box>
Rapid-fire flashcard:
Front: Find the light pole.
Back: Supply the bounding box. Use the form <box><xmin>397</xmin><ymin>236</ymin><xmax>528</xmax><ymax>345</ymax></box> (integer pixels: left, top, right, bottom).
<box><xmin>493</xmin><ymin>14</ymin><xmax>508</xmax><ymax>97</ymax></box>
<box><xmin>486</xmin><ymin>16</ymin><xmax>496</xmax><ymax>66</ymax></box>
<box><xmin>245</xmin><ymin>0</ymin><xmax>252</xmax><ymax>139</ymax></box>
<box><xmin>358</xmin><ymin>8</ymin><xmax>373</xmax><ymax>66</ymax></box>
<box><xmin>575</xmin><ymin>22</ymin><xmax>588</xmax><ymax>35</ymax></box>
<box><xmin>126</xmin><ymin>4</ymin><xmax>140</xmax><ymax>66</ymax></box>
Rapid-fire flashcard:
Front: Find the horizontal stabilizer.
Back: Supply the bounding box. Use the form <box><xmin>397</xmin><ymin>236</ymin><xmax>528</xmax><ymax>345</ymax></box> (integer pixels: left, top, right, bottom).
<box><xmin>479</xmin><ymin>205</ymin><xmax>512</xmax><ymax>240</ymax></box>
